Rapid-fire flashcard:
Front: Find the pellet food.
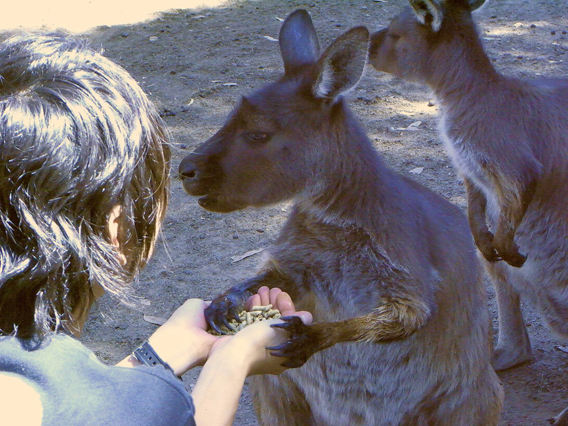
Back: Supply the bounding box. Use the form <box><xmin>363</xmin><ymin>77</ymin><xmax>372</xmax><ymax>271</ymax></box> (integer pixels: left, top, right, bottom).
<box><xmin>208</xmin><ymin>304</ymin><xmax>282</xmax><ymax>335</ymax></box>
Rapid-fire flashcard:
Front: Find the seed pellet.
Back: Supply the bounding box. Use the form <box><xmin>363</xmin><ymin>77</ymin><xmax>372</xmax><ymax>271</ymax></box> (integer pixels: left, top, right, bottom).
<box><xmin>208</xmin><ymin>304</ymin><xmax>282</xmax><ymax>335</ymax></box>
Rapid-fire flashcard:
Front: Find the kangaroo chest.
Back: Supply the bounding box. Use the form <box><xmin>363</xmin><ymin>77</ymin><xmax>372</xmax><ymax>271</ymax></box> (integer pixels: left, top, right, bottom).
<box><xmin>269</xmin><ymin>217</ymin><xmax>402</xmax><ymax>320</ymax></box>
<box><xmin>438</xmin><ymin>115</ymin><xmax>499</xmax><ymax>205</ymax></box>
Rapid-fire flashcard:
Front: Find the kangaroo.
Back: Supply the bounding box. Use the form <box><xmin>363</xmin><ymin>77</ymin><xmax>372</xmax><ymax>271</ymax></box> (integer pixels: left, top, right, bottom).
<box><xmin>369</xmin><ymin>1</ymin><xmax>568</xmax><ymax>423</ymax></box>
<box><xmin>179</xmin><ymin>9</ymin><xmax>502</xmax><ymax>425</ymax></box>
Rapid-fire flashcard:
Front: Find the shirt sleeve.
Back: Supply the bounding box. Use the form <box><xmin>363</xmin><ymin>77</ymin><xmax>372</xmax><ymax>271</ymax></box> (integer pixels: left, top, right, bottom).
<box><xmin>0</xmin><ymin>335</ymin><xmax>196</xmax><ymax>426</ymax></box>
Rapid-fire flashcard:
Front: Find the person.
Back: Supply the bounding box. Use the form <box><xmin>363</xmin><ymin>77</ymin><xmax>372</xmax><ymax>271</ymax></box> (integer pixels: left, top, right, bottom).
<box><xmin>0</xmin><ymin>32</ymin><xmax>312</xmax><ymax>426</ymax></box>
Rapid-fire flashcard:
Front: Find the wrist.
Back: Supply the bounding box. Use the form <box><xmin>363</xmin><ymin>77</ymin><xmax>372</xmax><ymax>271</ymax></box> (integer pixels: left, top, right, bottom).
<box><xmin>192</xmin><ymin>343</ymin><xmax>250</xmax><ymax>426</ymax></box>
<box><xmin>209</xmin><ymin>338</ymin><xmax>256</xmax><ymax>376</ymax></box>
<box><xmin>132</xmin><ymin>341</ymin><xmax>178</xmax><ymax>377</ymax></box>
<box><xmin>148</xmin><ymin>328</ymin><xmax>214</xmax><ymax>376</ymax></box>
<box><xmin>116</xmin><ymin>354</ymin><xmax>143</xmax><ymax>368</ymax></box>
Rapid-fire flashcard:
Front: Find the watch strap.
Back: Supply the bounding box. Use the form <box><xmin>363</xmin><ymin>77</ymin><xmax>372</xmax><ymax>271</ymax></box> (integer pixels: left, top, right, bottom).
<box><xmin>132</xmin><ymin>341</ymin><xmax>177</xmax><ymax>377</ymax></box>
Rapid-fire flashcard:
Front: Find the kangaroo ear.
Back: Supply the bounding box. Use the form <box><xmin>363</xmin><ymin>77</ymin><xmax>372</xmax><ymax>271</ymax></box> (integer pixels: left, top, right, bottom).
<box><xmin>409</xmin><ymin>0</ymin><xmax>444</xmax><ymax>32</ymax></box>
<box><xmin>312</xmin><ymin>26</ymin><xmax>369</xmax><ymax>101</ymax></box>
<box><xmin>279</xmin><ymin>9</ymin><xmax>320</xmax><ymax>74</ymax></box>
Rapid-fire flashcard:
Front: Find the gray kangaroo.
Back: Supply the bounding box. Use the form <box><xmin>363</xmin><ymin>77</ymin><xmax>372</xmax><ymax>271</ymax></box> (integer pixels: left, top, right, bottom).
<box><xmin>179</xmin><ymin>9</ymin><xmax>502</xmax><ymax>425</ymax></box>
<box><xmin>369</xmin><ymin>0</ymin><xmax>568</xmax><ymax>424</ymax></box>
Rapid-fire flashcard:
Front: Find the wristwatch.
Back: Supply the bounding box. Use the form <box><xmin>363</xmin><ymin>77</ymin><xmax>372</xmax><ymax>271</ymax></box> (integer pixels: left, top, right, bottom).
<box><xmin>132</xmin><ymin>341</ymin><xmax>177</xmax><ymax>377</ymax></box>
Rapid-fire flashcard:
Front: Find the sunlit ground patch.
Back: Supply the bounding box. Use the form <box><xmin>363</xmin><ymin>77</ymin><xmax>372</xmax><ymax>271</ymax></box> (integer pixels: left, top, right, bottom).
<box><xmin>2</xmin><ymin>0</ymin><xmax>230</xmax><ymax>33</ymax></box>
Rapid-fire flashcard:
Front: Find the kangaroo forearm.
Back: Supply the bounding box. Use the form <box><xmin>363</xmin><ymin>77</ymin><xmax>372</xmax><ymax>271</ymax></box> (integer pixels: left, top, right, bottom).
<box><xmin>310</xmin><ymin>297</ymin><xmax>432</xmax><ymax>351</ymax></box>
<box><xmin>226</xmin><ymin>269</ymin><xmax>296</xmax><ymax>301</ymax></box>
<box><xmin>519</xmin><ymin>177</ymin><xmax>537</xmax><ymax>220</ymax></box>
<box><xmin>464</xmin><ymin>178</ymin><xmax>491</xmax><ymax>238</ymax></box>
<box><xmin>495</xmin><ymin>169</ymin><xmax>539</xmax><ymax>232</ymax></box>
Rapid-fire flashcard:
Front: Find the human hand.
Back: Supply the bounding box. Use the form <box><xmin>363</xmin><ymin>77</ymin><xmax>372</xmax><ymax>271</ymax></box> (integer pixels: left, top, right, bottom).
<box><xmin>209</xmin><ymin>286</ymin><xmax>313</xmax><ymax>376</ymax></box>
<box><xmin>147</xmin><ymin>299</ymin><xmax>220</xmax><ymax>376</ymax></box>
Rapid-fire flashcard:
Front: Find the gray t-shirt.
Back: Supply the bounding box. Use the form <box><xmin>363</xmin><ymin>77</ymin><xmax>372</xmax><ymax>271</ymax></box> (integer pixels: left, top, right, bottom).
<box><xmin>0</xmin><ymin>334</ymin><xmax>196</xmax><ymax>426</ymax></box>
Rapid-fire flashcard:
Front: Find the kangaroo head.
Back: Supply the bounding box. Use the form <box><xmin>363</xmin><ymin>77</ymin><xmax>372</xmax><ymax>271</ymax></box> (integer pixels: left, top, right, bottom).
<box><xmin>179</xmin><ymin>10</ymin><xmax>369</xmax><ymax>213</ymax></box>
<box><xmin>369</xmin><ymin>0</ymin><xmax>485</xmax><ymax>82</ymax></box>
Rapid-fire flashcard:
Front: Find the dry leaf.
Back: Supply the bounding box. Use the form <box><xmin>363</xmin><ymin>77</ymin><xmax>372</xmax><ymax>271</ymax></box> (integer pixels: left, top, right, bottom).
<box><xmin>554</xmin><ymin>345</ymin><xmax>568</xmax><ymax>353</ymax></box>
<box><xmin>231</xmin><ymin>248</ymin><xmax>264</xmax><ymax>263</ymax></box>
<box><xmin>392</xmin><ymin>121</ymin><xmax>422</xmax><ymax>131</ymax></box>
<box><xmin>143</xmin><ymin>315</ymin><xmax>167</xmax><ymax>326</ymax></box>
<box><xmin>409</xmin><ymin>167</ymin><xmax>424</xmax><ymax>175</ymax></box>
<box><xmin>263</xmin><ymin>35</ymin><xmax>278</xmax><ymax>42</ymax></box>
<box><xmin>222</xmin><ymin>82</ymin><xmax>238</xmax><ymax>87</ymax></box>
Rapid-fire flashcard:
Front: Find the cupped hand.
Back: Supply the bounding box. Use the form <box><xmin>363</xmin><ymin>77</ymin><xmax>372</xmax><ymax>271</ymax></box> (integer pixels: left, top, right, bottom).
<box><xmin>148</xmin><ymin>299</ymin><xmax>220</xmax><ymax>376</ymax></box>
<box><xmin>209</xmin><ymin>286</ymin><xmax>313</xmax><ymax>376</ymax></box>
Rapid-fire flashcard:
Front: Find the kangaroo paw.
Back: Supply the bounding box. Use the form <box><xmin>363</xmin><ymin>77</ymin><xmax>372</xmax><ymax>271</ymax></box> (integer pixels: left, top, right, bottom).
<box><xmin>492</xmin><ymin>343</ymin><xmax>533</xmax><ymax>371</ymax></box>
<box><xmin>499</xmin><ymin>249</ymin><xmax>527</xmax><ymax>268</ymax></box>
<box><xmin>268</xmin><ymin>316</ymin><xmax>319</xmax><ymax>368</ymax></box>
<box><xmin>204</xmin><ymin>292</ymin><xmax>246</xmax><ymax>334</ymax></box>
<box><xmin>475</xmin><ymin>237</ymin><xmax>502</xmax><ymax>263</ymax></box>
<box><xmin>493</xmin><ymin>236</ymin><xmax>526</xmax><ymax>267</ymax></box>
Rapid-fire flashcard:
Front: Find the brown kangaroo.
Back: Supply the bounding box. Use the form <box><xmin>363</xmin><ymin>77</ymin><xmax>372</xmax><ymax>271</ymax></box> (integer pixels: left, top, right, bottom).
<box><xmin>369</xmin><ymin>0</ymin><xmax>568</xmax><ymax>424</ymax></box>
<box><xmin>179</xmin><ymin>9</ymin><xmax>502</xmax><ymax>425</ymax></box>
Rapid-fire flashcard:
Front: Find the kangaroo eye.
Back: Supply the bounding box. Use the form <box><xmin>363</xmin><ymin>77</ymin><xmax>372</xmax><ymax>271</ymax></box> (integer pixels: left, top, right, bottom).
<box><xmin>245</xmin><ymin>132</ymin><xmax>270</xmax><ymax>143</ymax></box>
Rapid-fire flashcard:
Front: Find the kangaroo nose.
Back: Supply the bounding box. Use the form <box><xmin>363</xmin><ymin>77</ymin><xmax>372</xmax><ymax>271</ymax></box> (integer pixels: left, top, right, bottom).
<box><xmin>179</xmin><ymin>153</ymin><xmax>211</xmax><ymax>196</ymax></box>
<box><xmin>178</xmin><ymin>154</ymin><xmax>199</xmax><ymax>180</ymax></box>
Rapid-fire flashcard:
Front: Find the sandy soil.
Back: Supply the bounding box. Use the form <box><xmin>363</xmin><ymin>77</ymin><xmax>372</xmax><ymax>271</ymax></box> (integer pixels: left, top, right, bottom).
<box><xmin>21</xmin><ymin>0</ymin><xmax>566</xmax><ymax>424</ymax></box>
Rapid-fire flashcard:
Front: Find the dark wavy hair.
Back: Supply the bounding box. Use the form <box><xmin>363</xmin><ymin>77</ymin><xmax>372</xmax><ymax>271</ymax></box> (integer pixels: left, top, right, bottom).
<box><xmin>0</xmin><ymin>32</ymin><xmax>171</xmax><ymax>341</ymax></box>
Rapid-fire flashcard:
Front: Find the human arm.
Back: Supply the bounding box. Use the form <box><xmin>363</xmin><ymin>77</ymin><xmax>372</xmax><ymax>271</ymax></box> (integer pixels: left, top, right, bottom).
<box><xmin>192</xmin><ymin>287</ymin><xmax>312</xmax><ymax>426</ymax></box>
<box><xmin>116</xmin><ymin>299</ymin><xmax>217</xmax><ymax>376</ymax></box>
<box><xmin>117</xmin><ymin>286</ymin><xmax>311</xmax><ymax>426</ymax></box>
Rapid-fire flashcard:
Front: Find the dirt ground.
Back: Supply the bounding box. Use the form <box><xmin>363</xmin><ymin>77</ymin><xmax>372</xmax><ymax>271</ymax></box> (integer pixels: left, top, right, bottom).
<box><xmin>59</xmin><ymin>0</ymin><xmax>567</xmax><ymax>424</ymax></box>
